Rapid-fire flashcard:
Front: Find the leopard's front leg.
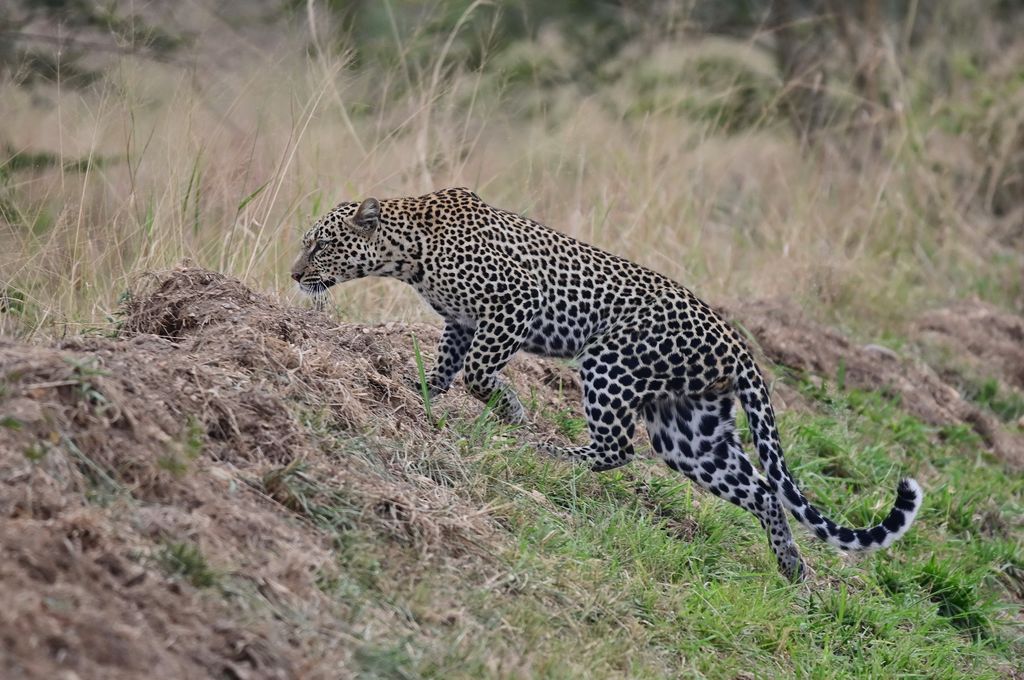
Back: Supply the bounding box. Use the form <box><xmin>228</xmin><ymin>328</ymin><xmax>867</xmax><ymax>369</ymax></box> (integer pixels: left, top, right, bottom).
<box><xmin>461</xmin><ymin>316</ymin><xmax>530</xmax><ymax>424</ymax></box>
<box><xmin>427</xmin><ymin>255</ymin><xmax>540</xmax><ymax>425</ymax></box>
<box><xmin>418</xmin><ymin>321</ymin><xmax>474</xmax><ymax>397</ymax></box>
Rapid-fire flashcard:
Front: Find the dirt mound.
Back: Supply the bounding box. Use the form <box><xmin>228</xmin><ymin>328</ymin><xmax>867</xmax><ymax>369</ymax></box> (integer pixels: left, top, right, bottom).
<box><xmin>724</xmin><ymin>299</ymin><xmax>1024</xmax><ymax>468</ymax></box>
<box><xmin>0</xmin><ymin>340</ymin><xmax>319</xmax><ymax>679</ymax></box>
<box><xmin>2</xmin><ymin>266</ymin><xmax>576</xmax><ymax>680</ymax></box>
<box><xmin>915</xmin><ymin>301</ymin><xmax>1024</xmax><ymax>391</ymax></box>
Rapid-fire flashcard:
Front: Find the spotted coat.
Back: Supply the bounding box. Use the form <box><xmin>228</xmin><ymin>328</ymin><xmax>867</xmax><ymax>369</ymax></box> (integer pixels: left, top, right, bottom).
<box><xmin>292</xmin><ymin>187</ymin><xmax>923</xmax><ymax>580</ymax></box>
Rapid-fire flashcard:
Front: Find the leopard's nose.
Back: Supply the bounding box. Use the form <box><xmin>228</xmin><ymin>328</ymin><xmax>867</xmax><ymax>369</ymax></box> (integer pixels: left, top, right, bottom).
<box><xmin>291</xmin><ymin>271</ymin><xmax>303</xmax><ymax>282</ymax></box>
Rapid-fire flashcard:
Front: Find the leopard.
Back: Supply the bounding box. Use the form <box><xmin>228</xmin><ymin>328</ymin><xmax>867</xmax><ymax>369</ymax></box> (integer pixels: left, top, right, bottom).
<box><xmin>291</xmin><ymin>186</ymin><xmax>923</xmax><ymax>580</ymax></box>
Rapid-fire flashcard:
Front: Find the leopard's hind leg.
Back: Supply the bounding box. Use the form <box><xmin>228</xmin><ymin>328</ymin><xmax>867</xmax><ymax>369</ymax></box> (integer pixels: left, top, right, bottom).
<box><xmin>538</xmin><ymin>364</ymin><xmax>637</xmax><ymax>471</ymax></box>
<box><xmin>642</xmin><ymin>392</ymin><xmax>805</xmax><ymax>581</ymax></box>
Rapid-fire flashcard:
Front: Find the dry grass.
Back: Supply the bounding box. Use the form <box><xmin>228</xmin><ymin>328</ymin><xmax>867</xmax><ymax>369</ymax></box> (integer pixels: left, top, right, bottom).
<box><xmin>2</xmin><ymin>8</ymin><xmax>1020</xmax><ymax>342</ymax></box>
<box><xmin>0</xmin><ymin>265</ymin><xmax>549</xmax><ymax>678</ymax></box>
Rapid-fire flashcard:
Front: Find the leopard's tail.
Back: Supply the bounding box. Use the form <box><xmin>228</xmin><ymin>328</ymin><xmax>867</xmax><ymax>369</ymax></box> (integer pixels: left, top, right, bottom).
<box><xmin>736</xmin><ymin>368</ymin><xmax>923</xmax><ymax>551</ymax></box>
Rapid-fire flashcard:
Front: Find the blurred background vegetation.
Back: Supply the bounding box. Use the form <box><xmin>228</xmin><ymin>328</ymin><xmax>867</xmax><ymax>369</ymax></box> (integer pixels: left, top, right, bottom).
<box><xmin>1</xmin><ymin>0</ymin><xmax>1022</xmax><ymax>336</ymax></box>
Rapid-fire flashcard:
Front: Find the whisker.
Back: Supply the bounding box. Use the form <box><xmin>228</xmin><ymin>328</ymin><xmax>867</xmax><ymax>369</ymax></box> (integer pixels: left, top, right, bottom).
<box><xmin>312</xmin><ymin>285</ymin><xmax>328</xmax><ymax>312</ymax></box>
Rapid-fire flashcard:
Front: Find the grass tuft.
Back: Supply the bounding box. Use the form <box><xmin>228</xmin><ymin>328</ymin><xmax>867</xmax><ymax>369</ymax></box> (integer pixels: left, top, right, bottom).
<box><xmin>158</xmin><ymin>542</ymin><xmax>219</xmax><ymax>589</ymax></box>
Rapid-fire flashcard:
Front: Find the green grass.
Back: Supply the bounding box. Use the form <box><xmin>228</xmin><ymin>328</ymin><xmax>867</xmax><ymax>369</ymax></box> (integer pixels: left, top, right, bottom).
<box><xmin>965</xmin><ymin>378</ymin><xmax>1024</xmax><ymax>425</ymax></box>
<box><xmin>282</xmin><ymin>380</ymin><xmax>1022</xmax><ymax>678</ymax></box>
<box><xmin>157</xmin><ymin>541</ymin><xmax>219</xmax><ymax>588</ymax></box>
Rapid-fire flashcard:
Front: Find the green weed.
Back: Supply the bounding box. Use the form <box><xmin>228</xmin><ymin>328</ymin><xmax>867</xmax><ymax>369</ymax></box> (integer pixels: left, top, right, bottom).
<box><xmin>411</xmin><ymin>334</ymin><xmax>447</xmax><ymax>429</ymax></box>
<box><xmin>258</xmin><ymin>450</ymin><xmax>389</xmax><ymax>554</ymax></box>
<box><xmin>550</xmin><ymin>407</ymin><xmax>587</xmax><ymax>440</ymax></box>
<box><xmin>1</xmin><ymin>415</ymin><xmax>22</xmax><ymax>430</ymax></box>
<box><xmin>158</xmin><ymin>542</ymin><xmax>218</xmax><ymax>588</ymax></box>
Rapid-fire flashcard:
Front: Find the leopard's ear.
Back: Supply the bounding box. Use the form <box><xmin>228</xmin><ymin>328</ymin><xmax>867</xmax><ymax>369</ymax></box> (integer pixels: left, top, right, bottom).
<box><xmin>350</xmin><ymin>198</ymin><xmax>380</xmax><ymax>237</ymax></box>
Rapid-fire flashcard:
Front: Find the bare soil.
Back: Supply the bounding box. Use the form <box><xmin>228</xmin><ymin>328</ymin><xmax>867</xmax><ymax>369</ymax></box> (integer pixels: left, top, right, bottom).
<box><xmin>914</xmin><ymin>301</ymin><xmax>1024</xmax><ymax>393</ymax></box>
<box><xmin>1</xmin><ymin>266</ymin><xmax>1022</xmax><ymax>678</ymax></box>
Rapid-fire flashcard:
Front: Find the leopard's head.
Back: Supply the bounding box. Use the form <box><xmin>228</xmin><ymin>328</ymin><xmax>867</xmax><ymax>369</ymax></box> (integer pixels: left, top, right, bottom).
<box><xmin>291</xmin><ymin>197</ymin><xmax>381</xmax><ymax>299</ymax></box>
